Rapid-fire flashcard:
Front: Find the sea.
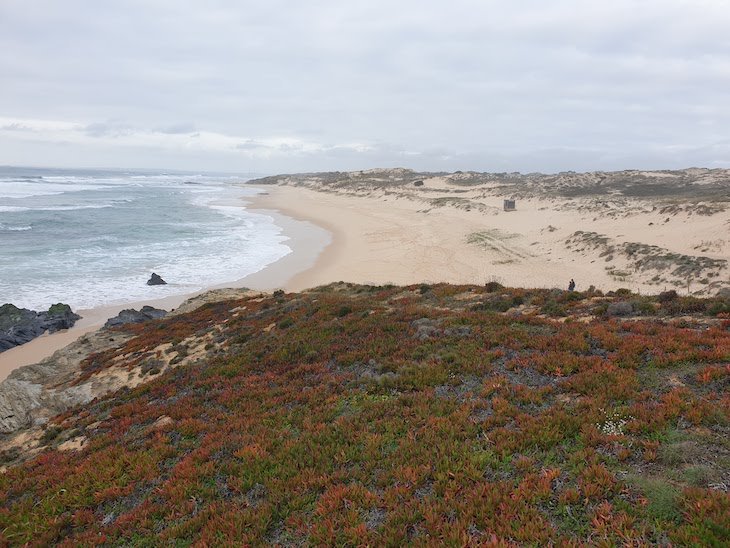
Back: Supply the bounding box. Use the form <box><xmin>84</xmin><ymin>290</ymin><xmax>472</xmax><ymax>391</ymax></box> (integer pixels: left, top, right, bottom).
<box><xmin>0</xmin><ymin>166</ymin><xmax>291</xmax><ymax>311</ymax></box>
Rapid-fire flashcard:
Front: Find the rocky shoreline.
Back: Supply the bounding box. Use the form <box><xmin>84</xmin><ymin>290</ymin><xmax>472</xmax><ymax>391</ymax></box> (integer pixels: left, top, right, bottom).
<box><xmin>0</xmin><ymin>303</ymin><xmax>81</xmax><ymax>352</ymax></box>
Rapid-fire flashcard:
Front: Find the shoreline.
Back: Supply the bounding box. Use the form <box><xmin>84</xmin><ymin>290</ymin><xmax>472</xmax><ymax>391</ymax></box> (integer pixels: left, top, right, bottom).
<box><xmin>247</xmin><ymin>189</ymin><xmax>344</xmax><ymax>292</ymax></box>
<box><xmin>0</xmin><ymin>192</ymin><xmax>333</xmax><ymax>381</ymax></box>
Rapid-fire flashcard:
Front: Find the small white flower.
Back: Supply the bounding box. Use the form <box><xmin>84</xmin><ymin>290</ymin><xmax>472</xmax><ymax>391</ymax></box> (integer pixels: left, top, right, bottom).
<box><xmin>596</xmin><ymin>409</ymin><xmax>633</xmax><ymax>436</ymax></box>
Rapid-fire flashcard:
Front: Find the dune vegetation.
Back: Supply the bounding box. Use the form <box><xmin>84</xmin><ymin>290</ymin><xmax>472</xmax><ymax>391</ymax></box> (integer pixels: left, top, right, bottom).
<box><xmin>0</xmin><ymin>283</ymin><xmax>728</xmax><ymax>545</ymax></box>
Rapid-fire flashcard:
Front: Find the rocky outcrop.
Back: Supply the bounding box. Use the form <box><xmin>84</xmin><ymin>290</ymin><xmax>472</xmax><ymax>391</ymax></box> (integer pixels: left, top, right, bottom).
<box><xmin>0</xmin><ymin>329</ymin><xmax>132</xmax><ymax>434</ymax></box>
<box><xmin>0</xmin><ymin>287</ymin><xmax>274</xmax><ymax>456</ymax></box>
<box><xmin>169</xmin><ymin>288</ymin><xmax>261</xmax><ymax>316</ymax></box>
<box><xmin>146</xmin><ymin>273</ymin><xmax>167</xmax><ymax>285</ymax></box>
<box><xmin>43</xmin><ymin>303</ymin><xmax>81</xmax><ymax>332</ymax></box>
<box><xmin>0</xmin><ymin>305</ymin><xmax>39</xmax><ymax>351</ymax></box>
<box><xmin>1</xmin><ymin>304</ymin><xmax>171</xmax><ymax>435</ymax></box>
<box><xmin>0</xmin><ymin>303</ymin><xmax>81</xmax><ymax>352</ymax></box>
<box><xmin>104</xmin><ymin>306</ymin><xmax>167</xmax><ymax>328</ymax></box>
<box><xmin>0</xmin><ymin>290</ymin><xmax>256</xmax><ymax>436</ymax></box>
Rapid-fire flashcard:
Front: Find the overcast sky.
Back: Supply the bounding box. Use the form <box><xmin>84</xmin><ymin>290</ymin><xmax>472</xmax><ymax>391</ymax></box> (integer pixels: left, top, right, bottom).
<box><xmin>1</xmin><ymin>0</ymin><xmax>729</xmax><ymax>173</ymax></box>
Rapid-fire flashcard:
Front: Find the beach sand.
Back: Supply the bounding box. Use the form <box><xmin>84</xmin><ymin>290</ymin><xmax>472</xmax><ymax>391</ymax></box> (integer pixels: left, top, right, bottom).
<box><xmin>2</xmin><ymin>175</ymin><xmax>728</xmax><ymax>380</ymax></box>
<box><xmin>251</xmin><ymin>184</ymin><xmax>729</xmax><ymax>294</ymax></box>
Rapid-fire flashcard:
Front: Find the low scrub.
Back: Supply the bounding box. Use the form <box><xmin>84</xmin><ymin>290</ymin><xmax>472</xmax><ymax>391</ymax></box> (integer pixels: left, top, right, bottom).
<box><xmin>0</xmin><ymin>283</ymin><xmax>728</xmax><ymax>545</ymax></box>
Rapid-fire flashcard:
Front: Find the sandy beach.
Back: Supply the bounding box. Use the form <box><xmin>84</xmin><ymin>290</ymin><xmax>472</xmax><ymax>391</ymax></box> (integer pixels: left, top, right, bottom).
<box><xmin>2</xmin><ymin>169</ymin><xmax>728</xmax><ymax>380</ymax></box>
<box><xmin>251</xmin><ymin>180</ymin><xmax>729</xmax><ymax>294</ymax></box>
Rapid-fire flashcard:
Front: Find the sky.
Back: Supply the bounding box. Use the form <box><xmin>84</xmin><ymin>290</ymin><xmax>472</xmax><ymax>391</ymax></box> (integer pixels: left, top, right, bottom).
<box><xmin>1</xmin><ymin>0</ymin><xmax>729</xmax><ymax>174</ymax></box>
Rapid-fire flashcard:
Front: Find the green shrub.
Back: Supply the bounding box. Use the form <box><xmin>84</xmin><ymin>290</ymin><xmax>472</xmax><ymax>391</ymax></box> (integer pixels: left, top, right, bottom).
<box><xmin>661</xmin><ymin>297</ymin><xmax>707</xmax><ymax>315</ymax></box>
<box><xmin>631</xmin><ymin>299</ymin><xmax>656</xmax><ymax>315</ymax></box>
<box><xmin>278</xmin><ymin>317</ymin><xmax>294</xmax><ymax>329</ymax></box>
<box><xmin>707</xmin><ymin>300</ymin><xmax>730</xmax><ymax>316</ymax></box>
<box><xmin>542</xmin><ymin>300</ymin><xmax>567</xmax><ymax>317</ymax></box>
<box><xmin>484</xmin><ymin>281</ymin><xmax>504</xmax><ymax>292</ymax></box>
<box><xmin>336</xmin><ymin>306</ymin><xmax>352</xmax><ymax>317</ymax></box>
<box><xmin>631</xmin><ymin>477</ymin><xmax>681</xmax><ymax>522</ymax></box>
<box><xmin>40</xmin><ymin>425</ymin><xmax>63</xmax><ymax>445</ymax></box>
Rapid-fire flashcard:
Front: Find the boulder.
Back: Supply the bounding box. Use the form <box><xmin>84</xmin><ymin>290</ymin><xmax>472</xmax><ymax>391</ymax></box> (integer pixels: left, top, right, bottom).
<box><xmin>104</xmin><ymin>306</ymin><xmax>167</xmax><ymax>328</ymax></box>
<box><xmin>0</xmin><ymin>304</ymin><xmax>43</xmax><ymax>351</ymax></box>
<box><xmin>39</xmin><ymin>303</ymin><xmax>81</xmax><ymax>333</ymax></box>
<box><xmin>147</xmin><ymin>273</ymin><xmax>167</xmax><ymax>286</ymax></box>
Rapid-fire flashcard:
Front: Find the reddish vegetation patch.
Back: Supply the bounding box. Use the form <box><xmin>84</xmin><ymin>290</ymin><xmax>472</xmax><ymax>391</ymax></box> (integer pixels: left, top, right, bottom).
<box><xmin>1</xmin><ymin>283</ymin><xmax>728</xmax><ymax>545</ymax></box>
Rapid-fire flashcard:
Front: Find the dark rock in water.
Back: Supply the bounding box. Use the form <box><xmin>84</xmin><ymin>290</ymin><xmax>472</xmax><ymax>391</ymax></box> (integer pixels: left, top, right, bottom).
<box><xmin>147</xmin><ymin>273</ymin><xmax>167</xmax><ymax>285</ymax></box>
<box><xmin>104</xmin><ymin>306</ymin><xmax>167</xmax><ymax>328</ymax></box>
<box><xmin>0</xmin><ymin>303</ymin><xmax>82</xmax><ymax>352</ymax></box>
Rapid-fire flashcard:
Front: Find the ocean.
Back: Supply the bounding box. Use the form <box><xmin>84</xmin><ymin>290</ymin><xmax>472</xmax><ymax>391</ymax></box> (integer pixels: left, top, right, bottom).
<box><xmin>0</xmin><ymin>166</ymin><xmax>290</xmax><ymax>311</ymax></box>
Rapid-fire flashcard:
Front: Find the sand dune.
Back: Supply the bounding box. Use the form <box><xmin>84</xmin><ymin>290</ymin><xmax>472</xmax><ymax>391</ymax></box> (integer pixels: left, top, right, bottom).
<box><xmin>249</xmin><ymin>168</ymin><xmax>729</xmax><ymax>296</ymax></box>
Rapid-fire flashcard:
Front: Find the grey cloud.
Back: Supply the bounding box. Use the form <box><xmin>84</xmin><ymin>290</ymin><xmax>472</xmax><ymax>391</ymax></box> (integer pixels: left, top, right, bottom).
<box><xmin>154</xmin><ymin>123</ymin><xmax>197</xmax><ymax>135</ymax></box>
<box><xmin>83</xmin><ymin>121</ymin><xmax>135</xmax><ymax>138</ymax></box>
<box><xmin>235</xmin><ymin>140</ymin><xmax>269</xmax><ymax>150</ymax></box>
<box><xmin>277</xmin><ymin>143</ymin><xmax>304</xmax><ymax>153</ymax></box>
<box><xmin>1</xmin><ymin>123</ymin><xmax>34</xmax><ymax>132</ymax></box>
<box><xmin>0</xmin><ymin>0</ymin><xmax>729</xmax><ymax>172</ymax></box>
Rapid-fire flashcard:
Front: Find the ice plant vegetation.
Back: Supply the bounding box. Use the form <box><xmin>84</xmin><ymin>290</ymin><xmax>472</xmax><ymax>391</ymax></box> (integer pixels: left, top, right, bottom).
<box><xmin>0</xmin><ymin>283</ymin><xmax>728</xmax><ymax>545</ymax></box>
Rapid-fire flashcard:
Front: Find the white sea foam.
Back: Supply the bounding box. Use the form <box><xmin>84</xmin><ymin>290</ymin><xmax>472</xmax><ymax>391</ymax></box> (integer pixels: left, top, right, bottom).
<box><xmin>33</xmin><ymin>204</ymin><xmax>115</xmax><ymax>211</ymax></box>
<box><xmin>0</xmin><ymin>224</ymin><xmax>32</xmax><ymax>231</ymax></box>
<box><xmin>0</xmin><ymin>180</ymin><xmax>110</xmax><ymax>199</ymax></box>
<box><xmin>0</xmin><ymin>200</ymin><xmax>134</xmax><ymax>212</ymax></box>
<box><xmin>0</xmin><ymin>204</ymin><xmax>115</xmax><ymax>212</ymax></box>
